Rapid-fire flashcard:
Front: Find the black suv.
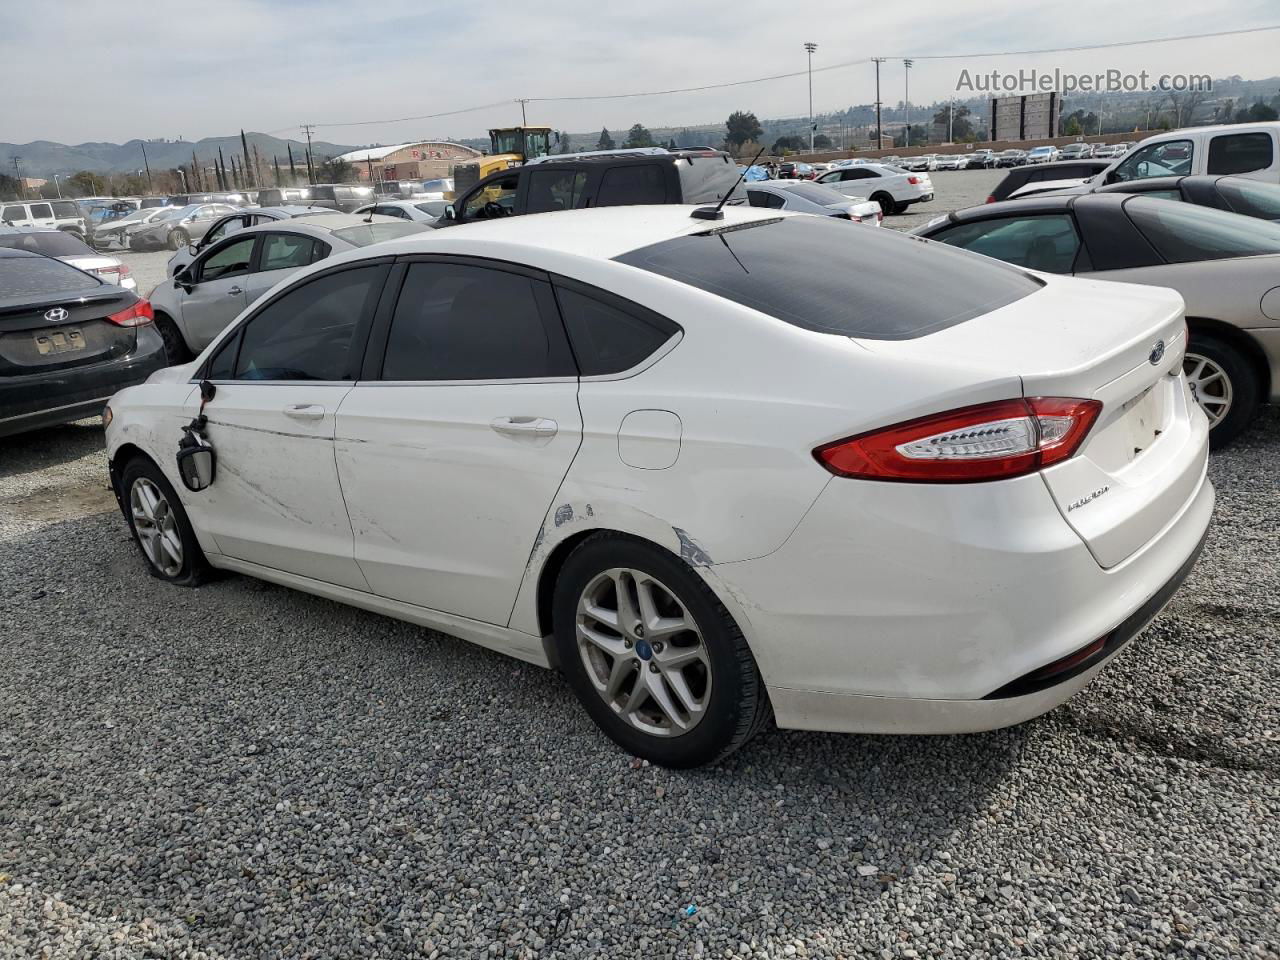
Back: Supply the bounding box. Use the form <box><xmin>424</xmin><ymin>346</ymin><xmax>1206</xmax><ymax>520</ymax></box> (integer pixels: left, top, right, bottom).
<box><xmin>440</xmin><ymin>151</ymin><xmax>746</xmax><ymax>226</ymax></box>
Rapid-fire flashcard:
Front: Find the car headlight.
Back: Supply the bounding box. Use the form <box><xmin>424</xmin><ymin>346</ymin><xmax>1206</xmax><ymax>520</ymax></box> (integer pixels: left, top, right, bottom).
<box><xmin>102</xmin><ymin>404</ymin><xmax>113</xmax><ymax>428</ymax></box>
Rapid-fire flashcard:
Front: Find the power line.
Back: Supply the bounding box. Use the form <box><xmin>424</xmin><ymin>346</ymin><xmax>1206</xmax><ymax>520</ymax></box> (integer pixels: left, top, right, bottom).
<box><xmin>893</xmin><ymin>25</ymin><xmax>1280</xmax><ymax>60</ymax></box>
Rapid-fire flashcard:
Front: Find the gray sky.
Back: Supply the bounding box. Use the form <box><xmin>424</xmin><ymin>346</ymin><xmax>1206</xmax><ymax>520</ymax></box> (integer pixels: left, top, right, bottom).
<box><xmin>7</xmin><ymin>0</ymin><xmax>1280</xmax><ymax>145</ymax></box>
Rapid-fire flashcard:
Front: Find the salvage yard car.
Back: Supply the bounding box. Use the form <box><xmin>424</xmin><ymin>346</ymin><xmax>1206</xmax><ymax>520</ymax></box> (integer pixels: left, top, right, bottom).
<box><xmin>1</xmin><ymin>248</ymin><xmax>164</xmax><ymax>438</ymax></box>
<box><xmin>104</xmin><ymin>205</ymin><xmax>1212</xmax><ymax>768</ymax></box>
<box><xmin>0</xmin><ymin>226</ymin><xmax>136</xmax><ymax>289</ymax></box>
<box><xmin>913</xmin><ymin>193</ymin><xmax>1280</xmax><ymax>445</ymax></box>
<box><xmin>128</xmin><ymin>203</ymin><xmax>240</xmax><ymax>251</ymax></box>
<box><xmin>148</xmin><ymin>214</ymin><xmax>431</xmax><ymax>361</ymax></box>
<box><xmin>815</xmin><ymin>162</ymin><xmax>933</xmax><ymax>216</ymax></box>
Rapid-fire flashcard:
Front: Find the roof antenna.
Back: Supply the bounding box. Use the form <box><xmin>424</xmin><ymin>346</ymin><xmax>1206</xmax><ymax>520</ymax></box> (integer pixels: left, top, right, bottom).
<box><xmin>691</xmin><ymin>146</ymin><xmax>764</xmax><ymax>221</ymax></box>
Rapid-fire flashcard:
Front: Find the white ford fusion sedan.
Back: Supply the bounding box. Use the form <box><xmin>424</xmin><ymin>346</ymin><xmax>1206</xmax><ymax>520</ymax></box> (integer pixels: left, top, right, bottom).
<box><xmin>103</xmin><ymin>205</ymin><xmax>1214</xmax><ymax>768</ymax></box>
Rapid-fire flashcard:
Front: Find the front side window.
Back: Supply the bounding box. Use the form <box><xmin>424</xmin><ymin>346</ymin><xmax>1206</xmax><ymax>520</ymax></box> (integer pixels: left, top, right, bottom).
<box><xmin>1110</xmin><ymin>139</ymin><xmax>1193</xmax><ymax>182</ymax></box>
<box><xmin>198</xmin><ymin>236</ymin><xmax>255</xmax><ymax>282</ymax></box>
<box><xmin>1207</xmin><ymin>132</ymin><xmax>1274</xmax><ymax>176</ymax></box>
<box><xmin>526</xmin><ymin>170</ymin><xmax>589</xmax><ymax>214</ymax></box>
<box><xmin>205</xmin><ymin>216</ymin><xmax>246</xmax><ymax>245</ymax></box>
<box><xmin>1125</xmin><ymin>195</ymin><xmax>1280</xmax><ymax>263</ymax></box>
<box><xmin>596</xmin><ymin>165</ymin><xmax>667</xmax><ymax>206</ymax></box>
<box><xmin>381</xmin><ymin>261</ymin><xmax>573</xmax><ymax>381</ymax></box>
<box><xmin>616</xmin><ymin>216</ymin><xmax>1040</xmax><ymax>340</ymax></box>
<box><xmin>555</xmin><ymin>285</ymin><xmax>678</xmax><ymax>376</ymax></box>
<box><xmin>234</xmin><ymin>265</ymin><xmax>384</xmax><ymax>381</ymax></box>
<box><xmin>932</xmin><ymin>215</ymin><xmax>1082</xmax><ymax>274</ymax></box>
<box><xmin>259</xmin><ymin>232</ymin><xmax>318</xmax><ymax>272</ymax></box>
<box><xmin>461</xmin><ymin>175</ymin><xmax>518</xmax><ymax>220</ymax></box>
<box><xmin>2</xmin><ymin>205</ymin><xmax>25</xmax><ymax>221</ymax></box>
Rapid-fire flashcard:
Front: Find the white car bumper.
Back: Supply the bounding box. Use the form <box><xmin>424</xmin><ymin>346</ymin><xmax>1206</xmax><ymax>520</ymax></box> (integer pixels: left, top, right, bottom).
<box><xmin>707</xmin><ymin>464</ymin><xmax>1213</xmax><ymax>734</ymax></box>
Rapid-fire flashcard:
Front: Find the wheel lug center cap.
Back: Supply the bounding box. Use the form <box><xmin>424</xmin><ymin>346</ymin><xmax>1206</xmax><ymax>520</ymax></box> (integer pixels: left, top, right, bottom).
<box><xmin>634</xmin><ymin>639</ymin><xmax>653</xmax><ymax>661</ymax></box>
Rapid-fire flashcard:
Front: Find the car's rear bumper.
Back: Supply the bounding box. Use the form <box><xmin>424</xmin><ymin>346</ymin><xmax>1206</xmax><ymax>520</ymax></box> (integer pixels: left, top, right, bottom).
<box><xmin>0</xmin><ymin>326</ymin><xmax>167</xmax><ymax>439</ymax></box>
<box><xmin>708</xmin><ymin>462</ymin><xmax>1213</xmax><ymax>734</ymax></box>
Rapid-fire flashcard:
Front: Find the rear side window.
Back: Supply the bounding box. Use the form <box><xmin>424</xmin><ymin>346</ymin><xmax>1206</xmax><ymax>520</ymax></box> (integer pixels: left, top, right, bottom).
<box><xmin>1125</xmin><ymin>195</ymin><xmax>1280</xmax><ymax>263</ymax></box>
<box><xmin>234</xmin><ymin>264</ymin><xmax>385</xmax><ymax>381</ymax></box>
<box><xmin>382</xmin><ymin>261</ymin><xmax>574</xmax><ymax>381</ymax></box>
<box><xmin>747</xmin><ymin>190</ymin><xmax>785</xmax><ymax>209</ymax></box>
<box><xmin>554</xmin><ymin>285</ymin><xmax>679</xmax><ymax>376</ymax></box>
<box><xmin>597</xmin><ymin>165</ymin><xmax>667</xmax><ymax>206</ymax></box>
<box><xmin>1207</xmin><ymin>133</ymin><xmax>1273</xmax><ymax>176</ymax></box>
<box><xmin>615</xmin><ymin>216</ymin><xmax>1040</xmax><ymax>340</ymax></box>
<box><xmin>526</xmin><ymin>169</ymin><xmax>589</xmax><ymax>214</ymax></box>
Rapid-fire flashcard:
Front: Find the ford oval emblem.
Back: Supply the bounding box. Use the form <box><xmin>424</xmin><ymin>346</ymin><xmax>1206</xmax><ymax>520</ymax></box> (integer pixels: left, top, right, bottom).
<box><xmin>1148</xmin><ymin>340</ymin><xmax>1166</xmax><ymax>365</ymax></box>
<box><xmin>44</xmin><ymin>307</ymin><xmax>70</xmax><ymax>323</ymax></box>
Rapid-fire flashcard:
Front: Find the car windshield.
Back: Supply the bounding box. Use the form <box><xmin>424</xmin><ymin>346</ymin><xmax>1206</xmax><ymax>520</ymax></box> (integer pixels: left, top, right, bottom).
<box><xmin>0</xmin><ymin>255</ymin><xmax>101</xmax><ymax>306</ymax></box>
<box><xmin>0</xmin><ymin>230</ymin><xmax>94</xmax><ymax>257</ymax></box>
<box><xmin>1125</xmin><ymin>195</ymin><xmax>1280</xmax><ymax>262</ymax></box>
<box><xmin>780</xmin><ymin>182</ymin><xmax>850</xmax><ymax>205</ymax></box>
<box><xmin>330</xmin><ymin>221</ymin><xmax>431</xmax><ymax>247</ymax></box>
<box><xmin>615</xmin><ymin>215</ymin><xmax>1040</xmax><ymax>340</ymax></box>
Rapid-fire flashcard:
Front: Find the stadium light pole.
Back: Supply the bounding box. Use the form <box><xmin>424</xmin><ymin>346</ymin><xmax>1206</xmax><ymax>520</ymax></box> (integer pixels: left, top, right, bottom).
<box><xmin>804</xmin><ymin>43</ymin><xmax>818</xmax><ymax>152</ymax></box>
<box><xmin>904</xmin><ymin>59</ymin><xmax>913</xmax><ymax>147</ymax></box>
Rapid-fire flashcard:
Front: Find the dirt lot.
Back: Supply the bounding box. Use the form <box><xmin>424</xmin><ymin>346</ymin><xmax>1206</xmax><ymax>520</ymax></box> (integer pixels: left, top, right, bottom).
<box><xmin>2</xmin><ymin>171</ymin><xmax>1277</xmax><ymax>959</ymax></box>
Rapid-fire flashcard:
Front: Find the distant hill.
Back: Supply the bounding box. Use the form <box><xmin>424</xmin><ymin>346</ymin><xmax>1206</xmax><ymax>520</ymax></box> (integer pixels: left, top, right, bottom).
<box><xmin>0</xmin><ymin>134</ymin><xmax>358</xmax><ymax>177</ymax></box>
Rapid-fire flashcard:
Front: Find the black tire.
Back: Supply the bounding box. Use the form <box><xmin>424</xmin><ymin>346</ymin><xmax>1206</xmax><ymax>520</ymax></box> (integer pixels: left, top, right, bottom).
<box><xmin>119</xmin><ymin>455</ymin><xmax>212</xmax><ymax>587</ymax></box>
<box><xmin>1186</xmin><ymin>334</ymin><xmax>1259</xmax><ymax>449</ymax></box>
<box><xmin>168</xmin><ymin>228</ymin><xmax>188</xmax><ymax>251</ymax></box>
<box><xmin>892</xmin><ymin>201</ymin><xmax>909</xmax><ymax>215</ymax></box>
<box><xmin>553</xmin><ymin>533</ymin><xmax>771</xmax><ymax>768</ymax></box>
<box><xmin>153</xmin><ymin>312</ymin><xmax>192</xmax><ymax>365</ymax></box>
<box><xmin>872</xmin><ymin>192</ymin><xmax>895</xmax><ymax>217</ymax></box>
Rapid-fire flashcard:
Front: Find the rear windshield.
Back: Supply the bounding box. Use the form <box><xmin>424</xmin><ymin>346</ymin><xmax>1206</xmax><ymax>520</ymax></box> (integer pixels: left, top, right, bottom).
<box><xmin>779</xmin><ymin>182</ymin><xmax>847</xmax><ymax>205</ymax></box>
<box><xmin>331</xmin><ymin>222</ymin><xmax>429</xmax><ymax>247</ymax></box>
<box><xmin>0</xmin><ymin>256</ymin><xmax>101</xmax><ymax>303</ymax></box>
<box><xmin>1125</xmin><ymin>195</ymin><xmax>1280</xmax><ymax>262</ymax></box>
<box><xmin>676</xmin><ymin>157</ymin><xmax>746</xmax><ymax>204</ymax></box>
<box><xmin>1217</xmin><ymin>177</ymin><xmax>1280</xmax><ymax>221</ymax></box>
<box><xmin>0</xmin><ymin>231</ymin><xmax>94</xmax><ymax>257</ymax></box>
<box><xmin>614</xmin><ymin>215</ymin><xmax>1040</xmax><ymax>340</ymax></box>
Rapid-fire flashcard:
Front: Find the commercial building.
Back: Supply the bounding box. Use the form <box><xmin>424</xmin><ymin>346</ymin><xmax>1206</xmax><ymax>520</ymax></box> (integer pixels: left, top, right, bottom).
<box><xmin>334</xmin><ymin>141</ymin><xmax>482</xmax><ymax>182</ymax></box>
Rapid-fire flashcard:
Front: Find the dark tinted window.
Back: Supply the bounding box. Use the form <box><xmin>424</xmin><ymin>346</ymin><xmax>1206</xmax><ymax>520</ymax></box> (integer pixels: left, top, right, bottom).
<box><xmin>1217</xmin><ymin>177</ymin><xmax>1280</xmax><ymax>220</ymax></box>
<box><xmin>1125</xmin><ymin>196</ymin><xmax>1280</xmax><ymax>263</ymax></box>
<box><xmin>675</xmin><ymin>157</ymin><xmax>744</xmax><ymax>204</ymax></box>
<box><xmin>0</xmin><ymin>231</ymin><xmax>93</xmax><ymax>257</ymax></box>
<box><xmin>615</xmin><ymin>216</ymin><xmax>1040</xmax><ymax>340</ymax></box>
<box><xmin>50</xmin><ymin>201</ymin><xmax>80</xmax><ymax>218</ymax></box>
<box><xmin>930</xmin><ymin>215</ymin><xmax>1082</xmax><ymax>274</ymax></box>
<box><xmin>0</xmin><ymin>255</ymin><xmax>101</xmax><ymax>303</ymax></box>
<box><xmin>235</xmin><ymin>265</ymin><xmax>384</xmax><ymax>380</ymax></box>
<box><xmin>747</xmin><ymin>189</ymin><xmax>785</xmax><ymax>209</ymax></box>
<box><xmin>29</xmin><ymin>203</ymin><xmax>52</xmax><ymax>219</ymax></box>
<box><xmin>1207</xmin><ymin>133</ymin><xmax>1273</xmax><ymax>176</ymax></box>
<box><xmin>382</xmin><ymin>262</ymin><xmax>573</xmax><ymax>381</ymax></box>
<box><xmin>526</xmin><ymin>169</ymin><xmax>589</xmax><ymax>214</ymax></box>
<box><xmin>206</xmin><ymin>330</ymin><xmax>240</xmax><ymax>380</ymax></box>
<box><xmin>597</xmin><ymin>165</ymin><xmax>667</xmax><ymax>206</ymax></box>
<box><xmin>555</xmin><ymin>285</ymin><xmax>679</xmax><ymax>376</ymax></box>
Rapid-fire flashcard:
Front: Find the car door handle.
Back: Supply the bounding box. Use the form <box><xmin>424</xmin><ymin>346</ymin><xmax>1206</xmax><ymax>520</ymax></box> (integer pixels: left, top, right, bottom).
<box><xmin>227</xmin><ymin>286</ymin><xmax>243</xmax><ymax>295</ymax></box>
<box><xmin>490</xmin><ymin>416</ymin><xmax>558</xmax><ymax>439</ymax></box>
<box><xmin>284</xmin><ymin>404</ymin><xmax>325</xmax><ymax>421</ymax></box>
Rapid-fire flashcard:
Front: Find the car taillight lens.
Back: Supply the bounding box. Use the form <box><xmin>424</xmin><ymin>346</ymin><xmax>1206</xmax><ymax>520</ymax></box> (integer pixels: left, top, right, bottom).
<box><xmin>907</xmin><ymin>176</ymin><xmax>921</xmax><ymax>184</ymax></box>
<box><xmin>814</xmin><ymin>397</ymin><xmax>1102</xmax><ymax>483</ymax></box>
<box><xmin>986</xmin><ymin>195</ymin><xmax>996</xmax><ymax>203</ymax></box>
<box><xmin>106</xmin><ymin>299</ymin><xmax>154</xmax><ymax>327</ymax></box>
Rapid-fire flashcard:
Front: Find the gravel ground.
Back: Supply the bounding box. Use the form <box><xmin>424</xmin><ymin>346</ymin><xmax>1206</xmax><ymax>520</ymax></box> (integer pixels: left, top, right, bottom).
<box><xmin>1</xmin><ymin>170</ymin><xmax>1277</xmax><ymax>959</ymax></box>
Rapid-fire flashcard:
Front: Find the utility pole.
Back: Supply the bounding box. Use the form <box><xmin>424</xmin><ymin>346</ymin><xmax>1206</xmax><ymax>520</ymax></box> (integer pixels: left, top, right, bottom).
<box><xmin>804</xmin><ymin>43</ymin><xmax>818</xmax><ymax>153</ymax></box>
<box><xmin>53</xmin><ymin>174</ymin><xmax>62</xmax><ymax>198</ymax></box>
<box><xmin>903</xmin><ymin>59</ymin><xmax>913</xmax><ymax>147</ymax></box>
<box><xmin>301</xmin><ymin>124</ymin><xmax>316</xmax><ymax>184</ymax></box>
<box><xmin>140</xmin><ymin>140</ymin><xmax>153</xmax><ymax>192</ymax></box>
<box><xmin>516</xmin><ymin>99</ymin><xmax>529</xmax><ymax>125</ymax></box>
<box><xmin>872</xmin><ymin>59</ymin><xmax>886</xmax><ymax>149</ymax></box>
<box><xmin>949</xmin><ymin>96</ymin><xmax>955</xmax><ymax>143</ymax></box>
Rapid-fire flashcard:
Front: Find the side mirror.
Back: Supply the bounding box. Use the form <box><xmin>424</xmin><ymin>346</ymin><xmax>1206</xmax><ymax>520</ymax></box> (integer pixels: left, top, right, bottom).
<box><xmin>444</xmin><ymin>204</ymin><xmax>457</xmax><ymax>221</ymax></box>
<box><xmin>174</xmin><ymin>267</ymin><xmax>195</xmax><ymax>292</ymax></box>
<box><xmin>176</xmin><ymin>435</ymin><xmax>216</xmax><ymax>491</ymax></box>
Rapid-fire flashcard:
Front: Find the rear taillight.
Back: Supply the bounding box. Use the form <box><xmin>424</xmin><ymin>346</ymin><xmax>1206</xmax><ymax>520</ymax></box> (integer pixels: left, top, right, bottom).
<box><xmin>106</xmin><ymin>299</ymin><xmax>154</xmax><ymax>327</ymax></box>
<box><xmin>907</xmin><ymin>176</ymin><xmax>921</xmax><ymax>185</ymax></box>
<box><xmin>985</xmin><ymin>195</ymin><xmax>996</xmax><ymax>203</ymax></box>
<box><xmin>814</xmin><ymin>397</ymin><xmax>1102</xmax><ymax>483</ymax></box>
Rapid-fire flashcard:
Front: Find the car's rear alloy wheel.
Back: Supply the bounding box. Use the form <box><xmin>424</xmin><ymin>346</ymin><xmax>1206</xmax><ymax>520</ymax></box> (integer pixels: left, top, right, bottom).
<box><xmin>576</xmin><ymin>568</ymin><xmax>712</xmax><ymax>737</ymax></box>
<box><xmin>168</xmin><ymin>229</ymin><xmax>188</xmax><ymax>251</ymax></box>
<box><xmin>1184</xmin><ymin>336</ymin><xmax>1259</xmax><ymax>448</ymax></box>
<box><xmin>554</xmin><ymin>534</ymin><xmax>771</xmax><ymax>767</ymax></box>
<box><xmin>120</xmin><ymin>456</ymin><xmax>211</xmax><ymax>586</ymax></box>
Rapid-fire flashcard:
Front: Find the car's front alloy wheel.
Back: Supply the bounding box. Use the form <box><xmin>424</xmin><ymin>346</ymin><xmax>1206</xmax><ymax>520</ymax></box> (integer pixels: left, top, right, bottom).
<box><xmin>120</xmin><ymin>456</ymin><xmax>211</xmax><ymax>586</ymax></box>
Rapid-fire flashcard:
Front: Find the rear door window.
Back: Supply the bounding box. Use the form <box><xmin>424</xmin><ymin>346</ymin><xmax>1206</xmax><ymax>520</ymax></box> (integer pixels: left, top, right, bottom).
<box><xmin>29</xmin><ymin>203</ymin><xmax>53</xmax><ymax>219</ymax></box>
<box><xmin>554</xmin><ymin>283</ymin><xmax>679</xmax><ymax>376</ymax></box>
<box><xmin>615</xmin><ymin>216</ymin><xmax>1040</xmax><ymax>340</ymax></box>
<box><xmin>259</xmin><ymin>232</ymin><xmax>319</xmax><ymax>272</ymax></box>
<box><xmin>596</xmin><ymin>165</ymin><xmax>667</xmax><ymax>206</ymax></box>
<box><xmin>1207</xmin><ymin>132</ymin><xmax>1274</xmax><ymax>175</ymax></box>
<box><xmin>526</xmin><ymin>170</ymin><xmax>589</xmax><ymax>214</ymax></box>
<box><xmin>380</xmin><ymin>261</ymin><xmax>574</xmax><ymax>381</ymax></box>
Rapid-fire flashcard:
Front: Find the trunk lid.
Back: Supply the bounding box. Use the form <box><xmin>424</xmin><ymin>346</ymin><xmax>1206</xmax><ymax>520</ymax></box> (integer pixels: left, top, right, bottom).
<box><xmin>0</xmin><ymin>288</ymin><xmax>138</xmax><ymax>376</ymax></box>
<box><xmin>858</xmin><ymin>274</ymin><xmax>1206</xmax><ymax>568</ymax></box>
